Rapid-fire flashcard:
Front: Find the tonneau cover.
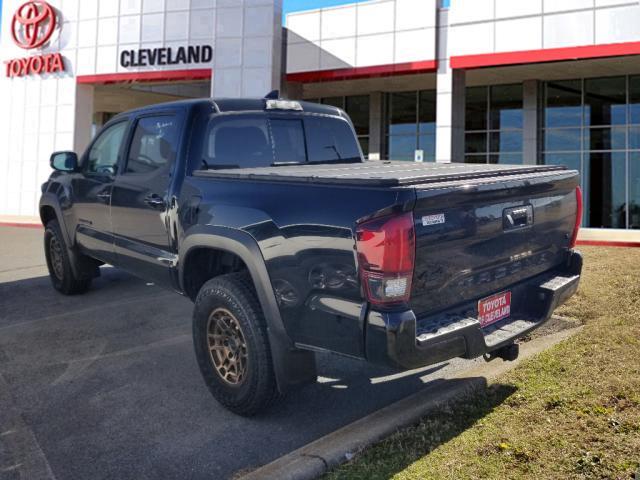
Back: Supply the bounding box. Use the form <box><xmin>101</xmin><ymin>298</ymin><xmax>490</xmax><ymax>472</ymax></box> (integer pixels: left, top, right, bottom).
<box><xmin>194</xmin><ymin>161</ymin><xmax>566</xmax><ymax>187</ymax></box>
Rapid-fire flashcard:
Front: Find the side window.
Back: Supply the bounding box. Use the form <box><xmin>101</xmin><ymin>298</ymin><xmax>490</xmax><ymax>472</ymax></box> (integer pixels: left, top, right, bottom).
<box><xmin>86</xmin><ymin>122</ymin><xmax>128</xmax><ymax>174</ymax></box>
<box><xmin>205</xmin><ymin>116</ymin><xmax>272</xmax><ymax>168</ymax></box>
<box><xmin>126</xmin><ymin>116</ymin><xmax>179</xmax><ymax>174</ymax></box>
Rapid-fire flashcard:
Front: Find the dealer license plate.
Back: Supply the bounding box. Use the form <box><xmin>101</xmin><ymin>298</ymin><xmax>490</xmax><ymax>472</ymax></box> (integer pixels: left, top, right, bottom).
<box><xmin>478</xmin><ymin>291</ymin><xmax>511</xmax><ymax>328</ymax></box>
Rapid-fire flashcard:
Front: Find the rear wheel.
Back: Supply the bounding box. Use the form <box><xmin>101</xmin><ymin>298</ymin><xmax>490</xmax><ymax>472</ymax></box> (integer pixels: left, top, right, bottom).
<box><xmin>192</xmin><ymin>272</ymin><xmax>281</xmax><ymax>416</ymax></box>
<box><xmin>44</xmin><ymin>219</ymin><xmax>92</xmax><ymax>295</ymax></box>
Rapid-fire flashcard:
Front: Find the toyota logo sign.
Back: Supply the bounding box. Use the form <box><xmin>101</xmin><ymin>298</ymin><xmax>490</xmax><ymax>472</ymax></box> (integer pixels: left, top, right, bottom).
<box><xmin>11</xmin><ymin>1</ymin><xmax>57</xmax><ymax>50</ymax></box>
<box><xmin>4</xmin><ymin>1</ymin><xmax>65</xmax><ymax>77</ymax></box>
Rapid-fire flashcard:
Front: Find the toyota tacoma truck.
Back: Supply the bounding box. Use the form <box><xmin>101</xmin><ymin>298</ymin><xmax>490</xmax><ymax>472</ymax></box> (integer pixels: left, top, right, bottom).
<box><xmin>40</xmin><ymin>95</ymin><xmax>583</xmax><ymax>416</ymax></box>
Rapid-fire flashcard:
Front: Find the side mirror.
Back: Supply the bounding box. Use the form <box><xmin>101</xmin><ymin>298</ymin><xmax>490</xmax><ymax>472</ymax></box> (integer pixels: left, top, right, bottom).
<box><xmin>50</xmin><ymin>151</ymin><xmax>79</xmax><ymax>172</ymax></box>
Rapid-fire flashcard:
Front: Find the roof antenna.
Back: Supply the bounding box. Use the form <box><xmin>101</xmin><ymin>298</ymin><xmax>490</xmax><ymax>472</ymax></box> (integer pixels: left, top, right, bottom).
<box><xmin>265</xmin><ymin>90</ymin><xmax>280</xmax><ymax>100</ymax></box>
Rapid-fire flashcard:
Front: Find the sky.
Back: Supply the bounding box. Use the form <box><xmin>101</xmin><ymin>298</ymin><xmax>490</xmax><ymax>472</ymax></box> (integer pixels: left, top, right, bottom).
<box><xmin>283</xmin><ymin>0</ymin><xmax>370</xmax><ymax>15</ymax></box>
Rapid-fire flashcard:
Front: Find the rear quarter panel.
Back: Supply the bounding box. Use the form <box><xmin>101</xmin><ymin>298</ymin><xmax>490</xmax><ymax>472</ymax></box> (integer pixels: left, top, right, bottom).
<box><xmin>179</xmin><ymin>176</ymin><xmax>415</xmax><ymax>358</ymax></box>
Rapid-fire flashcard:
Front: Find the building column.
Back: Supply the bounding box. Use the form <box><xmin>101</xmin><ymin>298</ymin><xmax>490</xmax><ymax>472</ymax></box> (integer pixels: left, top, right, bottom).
<box><xmin>435</xmin><ymin>69</ymin><xmax>466</xmax><ymax>163</ymax></box>
<box><xmin>74</xmin><ymin>84</ymin><xmax>94</xmax><ymax>154</ymax></box>
<box><xmin>212</xmin><ymin>1</ymin><xmax>283</xmax><ymax>98</ymax></box>
<box><xmin>435</xmin><ymin>8</ymin><xmax>465</xmax><ymax>163</ymax></box>
<box><xmin>368</xmin><ymin>92</ymin><xmax>383</xmax><ymax>161</ymax></box>
<box><xmin>523</xmin><ymin>80</ymin><xmax>539</xmax><ymax>165</ymax></box>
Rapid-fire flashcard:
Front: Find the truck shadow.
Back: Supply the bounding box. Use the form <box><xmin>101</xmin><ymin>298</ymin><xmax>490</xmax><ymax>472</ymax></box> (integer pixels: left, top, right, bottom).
<box><xmin>0</xmin><ymin>268</ymin><xmax>510</xmax><ymax>480</ymax></box>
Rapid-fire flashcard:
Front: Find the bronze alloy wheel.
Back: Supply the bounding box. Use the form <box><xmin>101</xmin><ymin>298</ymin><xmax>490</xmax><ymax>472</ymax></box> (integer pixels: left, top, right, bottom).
<box><xmin>207</xmin><ymin>308</ymin><xmax>249</xmax><ymax>386</ymax></box>
<box><xmin>49</xmin><ymin>236</ymin><xmax>64</xmax><ymax>280</ymax></box>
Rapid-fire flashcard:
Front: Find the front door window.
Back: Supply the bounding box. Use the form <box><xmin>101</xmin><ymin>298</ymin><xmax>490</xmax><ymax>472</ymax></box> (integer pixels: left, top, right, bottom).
<box><xmin>86</xmin><ymin>122</ymin><xmax>128</xmax><ymax>175</ymax></box>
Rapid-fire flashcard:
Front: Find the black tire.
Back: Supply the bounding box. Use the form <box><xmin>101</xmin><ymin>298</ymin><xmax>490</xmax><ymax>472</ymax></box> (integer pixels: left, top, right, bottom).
<box><xmin>193</xmin><ymin>272</ymin><xmax>281</xmax><ymax>416</ymax></box>
<box><xmin>44</xmin><ymin>219</ymin><xmax>92</xmax><ymax>295</ymax></box>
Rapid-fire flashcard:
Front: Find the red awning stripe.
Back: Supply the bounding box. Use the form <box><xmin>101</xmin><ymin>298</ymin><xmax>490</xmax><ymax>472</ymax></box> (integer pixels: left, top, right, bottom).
<box><xmin>77</xmin><ymin>69</ymin><xmax>212</xmax><ymax>85</ymax></box>
<box><xmin>450</xmin><ymin>41</ymin><xmax>640</xmax><ymax>69</ymax></box>
<box><xmin>286</xmin><ymin>60</ymin><xmax>437</xmax><ymax>83</ymax></box>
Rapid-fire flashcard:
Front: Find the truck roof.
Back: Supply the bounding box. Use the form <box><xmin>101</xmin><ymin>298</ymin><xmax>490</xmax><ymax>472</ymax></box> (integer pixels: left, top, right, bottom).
<box><xmin>194</xmin><ymin>161</ymin><xmax>569</xmax><ymax>187</ymax></box>
<box><xmin>112</xmin><ymin>98</ymin><xmax>343</xmax><ymax>120</ymax></box>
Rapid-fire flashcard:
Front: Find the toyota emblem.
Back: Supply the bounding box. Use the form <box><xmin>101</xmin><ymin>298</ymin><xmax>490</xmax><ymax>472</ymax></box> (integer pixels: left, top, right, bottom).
<box><xmin>11</xmin><ymin>1</ymin><xmax>58</xmax><ymax>50</ymax></box>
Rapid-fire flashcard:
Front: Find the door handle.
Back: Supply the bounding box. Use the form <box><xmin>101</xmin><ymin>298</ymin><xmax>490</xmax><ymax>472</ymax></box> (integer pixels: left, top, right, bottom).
<box><xmin>145</xmin><ymin>194</ymin><xmax>166</xmax><ymax>209</ymax></box>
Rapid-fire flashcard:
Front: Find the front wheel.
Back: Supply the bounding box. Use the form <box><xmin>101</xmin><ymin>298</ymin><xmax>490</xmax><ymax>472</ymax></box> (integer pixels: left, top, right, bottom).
<box><xmin>192</xmin><ymin>272</ymin><xmax>281</xmax><ymax>416</ymax></box>
<box><xmin>44</xmin><ymin>219</ymin><xmax>92</xmax><ymax>295</ymax></box>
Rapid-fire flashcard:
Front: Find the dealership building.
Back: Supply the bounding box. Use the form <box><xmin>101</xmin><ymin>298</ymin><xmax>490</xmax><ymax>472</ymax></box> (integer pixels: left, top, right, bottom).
<box><xmin>1</xmin><ymin>0</ymin><xmax>640</xmax><ymax>242</ymax></box>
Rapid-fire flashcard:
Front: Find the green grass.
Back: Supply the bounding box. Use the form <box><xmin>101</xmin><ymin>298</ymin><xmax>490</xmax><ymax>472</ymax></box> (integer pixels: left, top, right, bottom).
<box><xmin>326</xmin><ymin>247</ymin><xmax>640</xmax><ymax>480</ymax></box>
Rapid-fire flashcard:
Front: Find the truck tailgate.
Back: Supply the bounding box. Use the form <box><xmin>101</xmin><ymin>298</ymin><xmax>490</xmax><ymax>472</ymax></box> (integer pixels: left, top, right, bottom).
<box><xmin>409</xmin><ymin>169</ymin><xmax>580</xmax><ymax>317</ymax></box>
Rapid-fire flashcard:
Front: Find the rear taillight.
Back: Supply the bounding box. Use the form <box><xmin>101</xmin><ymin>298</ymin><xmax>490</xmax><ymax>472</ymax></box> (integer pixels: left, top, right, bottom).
<box><xmin>355</xmin><ymin>212</ymin><xmax>416</xmax><ymax>306</ymax></box>
<box><xmin>569</xmin><ymin>186</ymin><xmax>583</xmax><ymax>249</ymax></box>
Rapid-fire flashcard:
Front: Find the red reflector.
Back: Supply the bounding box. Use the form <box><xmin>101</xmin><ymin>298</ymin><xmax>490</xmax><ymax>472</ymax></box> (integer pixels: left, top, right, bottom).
<box><xmin>356</xmin><ymin>212</ymin><xmax>416</xmax><ymax>305</ymax></box>
<box><xmin>570</xmin><ymin>186</ymin><xmax>582</xmax><ymax>249</ymax></box>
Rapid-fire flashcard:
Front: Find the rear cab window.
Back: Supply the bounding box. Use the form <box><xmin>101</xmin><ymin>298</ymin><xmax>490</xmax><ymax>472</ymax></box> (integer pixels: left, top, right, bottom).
<box><xmin>303</xmin><ymin>116</ymin><xmax>361</xmax><ymax>164</ymax></box>
<box><xmin>205</xmin><ymin>116</ymin><xmax>272</xmax><ymax>169</ymax></box>
<box><xmin>199</xmin><ymin>112</ymin><xmax>362</xmax><ymax>171</ymax></box>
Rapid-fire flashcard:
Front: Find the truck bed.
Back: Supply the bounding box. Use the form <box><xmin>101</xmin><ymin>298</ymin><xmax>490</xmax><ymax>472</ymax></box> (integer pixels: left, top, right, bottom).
<box><xmin>194</xmin><ymin>161</ymin><xmax>566</xmax><ymax>187</ymax></box>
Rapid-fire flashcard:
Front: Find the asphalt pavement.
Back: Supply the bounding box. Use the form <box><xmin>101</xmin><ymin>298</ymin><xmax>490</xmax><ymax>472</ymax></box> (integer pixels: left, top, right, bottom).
<box><xmin>0</xmin><ymin>225</ymin><xmax>485</xmax><ymax>480</ymax></box>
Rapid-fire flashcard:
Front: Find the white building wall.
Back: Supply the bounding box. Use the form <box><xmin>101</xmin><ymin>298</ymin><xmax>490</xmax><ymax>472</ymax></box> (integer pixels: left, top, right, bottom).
<box><xmin>0</xmin><ymin>0</ymin><xmax>282</xmax><ymax>218</ymax></box>
<box><xmin>0</xmin><ymin>0</ymin><xmax>79</xmax><ymax>218</ymax></box>
<box><xmin>449</xmin><ymin>0</ymin><xmax>640</xmax><ymax>57</ymax></box>
<box><xmin>286</xmin><ymin>0</ymin><xmax>437</xmax><ymax>74</ymax></box>
<box><xmin>213</xmin><ymin>0</ymin><xmax>283</xmax><ymax>98</ymax></box>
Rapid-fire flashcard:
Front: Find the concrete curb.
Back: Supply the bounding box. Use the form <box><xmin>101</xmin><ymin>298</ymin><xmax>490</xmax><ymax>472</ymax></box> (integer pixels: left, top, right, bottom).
<box><xmin>240</xmin><ymin>326</ymin><xmax>583</xmax><ymax>480</ymax></box>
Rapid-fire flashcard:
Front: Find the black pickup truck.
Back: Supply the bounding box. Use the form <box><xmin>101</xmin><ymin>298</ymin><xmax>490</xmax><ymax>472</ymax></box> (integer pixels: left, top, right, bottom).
<box><xmin>40</xmin><ymin>96</ymin><xmax>583</xmax><ymax>415</ymax></box>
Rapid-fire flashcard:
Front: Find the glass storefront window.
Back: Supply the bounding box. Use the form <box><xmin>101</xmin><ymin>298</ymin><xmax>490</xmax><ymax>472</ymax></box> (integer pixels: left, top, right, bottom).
<box><xmin>546</xmin><ymin>80</ymin><xmax>582</xmax><ymax>128</ymax></box>
<box><xmin>587</xmin><ymin>153</ymin><xmax>627</xmax><ymax>229</ymax></box>
<box><xmin>585</xmin><ymin>127</ymin><xmax>626</xmax><ymax>151</ymax></box>
<box><xmin>490</xmin><ymin>131</ymin><xmax>523</xmax><ymax>153</ymax></box>
<box><xmin>464</xmin><ymin>84</ymin><xmax>523</xmax><ymax>164</ymax></box>
<box><xmin>465</xmin><ymin>86</ymin><xmax>488</xmax><ymax>131</ymax></box>
<box><xmin>346</xmin><ymin>95</ymin><xmax>370</xmax><ymax>137</ymax></box>
<box><xmin>630</xmin><ymin>153</ymin><xmax>640</xmax><ymax>229</ymax></box>
<box><xmin>388</xmin><ymin>92</ymin><xmax>418</xmax><ymax>136</ymax></box>
<box><xmin>629</xmin><ymin>77</ymin><xmax>640</xmax><ymax>125</ymax></box>
<box><xmin>465</xmin><ymin>132</ymin><xmax>486</xmax><ymax>154</ymax></box>
<box><xmin>388</xmin><ymin>135</ymin><xmax>418</xmax><ymax>161</ymax></box>
<box><xmin>419</xmin><ymin>135</ymin><xmax>436</xmax><ymax>157</ymax></box>
<box><xmin>385</xmin><ymin>90</ymin><xmax>436</xmax><ymax>162</ymax></box>
<box><xmin>629</xmin><ymin>126</ymin><xmax>640</xmax><ymax>150</ymax></box>
<box><xmin>419</xmin><ymin>90</ymin><xmax>436</xmax><ymax>134</ymax></box>
<box><xmin>545</xmin><ymin>128</ymin><xmax>581</xmax><ymax>152</ymax></box>
<box><xmin>584</xmin><ymin>77</ymin><xmax>627</xmax><ymax>126</ymax></box>
<box><xmin>490</xmin><ymin>84</ymin><xmax>523</xmax><ymax>130</ymax></box>
<box><xmin>489</xmin><ymin>153</ymin><xmax>523</xmax><ymax>164</ymax></box>
<box><xmin>319</xmin><ymin>95</ymin><xmax>370</xmax><ymax>157</ymax></box>
<box><xmin>542</xmin><ymin>76</ymin><xmax>640</xmax><ymax>229</ymax></box>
